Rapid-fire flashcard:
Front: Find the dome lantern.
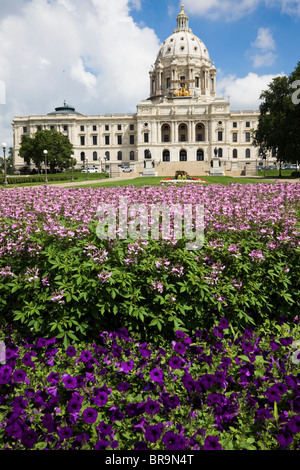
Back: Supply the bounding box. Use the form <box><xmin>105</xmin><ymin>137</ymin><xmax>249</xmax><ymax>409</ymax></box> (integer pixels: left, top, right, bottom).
<box><xmin>176</xmin><ymin>5</ymin><xmax>190</xmax><ymax>32</ymax></box>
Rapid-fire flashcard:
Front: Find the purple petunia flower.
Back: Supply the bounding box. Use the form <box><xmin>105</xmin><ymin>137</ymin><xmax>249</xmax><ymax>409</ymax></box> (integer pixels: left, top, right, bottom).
<box><xmin>67</xmin><ymin>398</ymin><xmax>82</xmax><ymax>414</ymax></box>
<box><xmin>21</xmin><ymin>429</ymin><xmax>38</xmax><ymax>449</ymax></box>
<box><xmin>117</xmin><ymin>382</ymin><xmax>131</xmax><ymax>392</ymax></box>
<box><xmin>265</xmin><ymin>385</ymin><xmax>281</xmax><ymax>403</ymax></box>
<box><xmin>57</xmin><ymin>426</ymin><xmax>73</xmax><ymax>440</ymax></box>
<box><xmin>42</xmin><ymin>414</ymin><xmax>57</xmax><ymax>433</ymax></box>
<box><xmin>47</xmin><ymin>371</ymin><xmax>60</xmax><ymax>384</ymax></box>
<box><xmin>133</xmin><ymin>441</ymin><xmax>148</xmax><ymax>450</ymax></box>
<box><xmin>98</xmin><ymin>421</ymin><xmax>113</xmax><ymax>437</ymax></box>
<box><xmin>276</xmin><ymin>426</ymin><xmax>293</xmax><ymax>447</ymax></box>
<box><xmin>219</xmin><ymin>317</ymin><xmax>229</xmax><ymax>329</ymax></box>
<box><xmin>145</xmin><ymin>397</ymin><xmax>160</xmax><ymax>416</ymax></box>
<box><xmin>13</xmin><ymin>369</ymin><xmax>29</xmax><ymax>384</ymax></box>
<box><xmin>169</xmin><ymin>356</ymin><xmax>184</xmax><ymax>370</ymax></box>
<box><xmin>82</xmin><ymin>407</ymin><xmax>98</xmax><ymax>424</ymax></box>
<box><xmin>95</xmin><ymin>440</ymin><xmax>109</xmax><ymax>450</ymax></box>
<box><xmin>149</xmin><ymin>367</ymin><xmax>164</xmax><ymax>384</ymax></box>
<box><xmin>62</xmin><ymin>374</ymin><xmax>77</xmax><ymax>389</ymax></box>
<box><xmin>0</xmin><ymin>365</ymin><xmax>12</xmax><ymax>385</ymax></box>
<box><xmin>203</xmin><ymin>435</ymin><xmax>222</xmax><ymax>450</ymax></box>
<box><xmin>119</xmin><ymin>359</ymin><xmax>134</xmax><ymax>373</ymax></box>
<box><xmin>66</xmin><ymin>346</ymin><xmax>77</xmax><ymax>357</ymax></box>
<box><xmin>109</xmin><ymin>408</ymin><xmax>125</xmax><ymax>422</ymax></box>
<box><xmin>144</xmin><ymin>423</ymin><xmax>163</xmax><ymax>443</ymax></box>
<box><xmin>162</xmin><ymin>431</ymin><xmax>186</xmax><ymax>450</ymax></box>
<box><xmin>287</xmin><ymin>416</ymin><xmax>300</xmax><ymax>434</ymax></box>
<box><xmin>173</xmin><ymin>342</ymin><xmax>186</xmax><ymax>355</ymax></box>
<box><xmin>94</xmin><ymin>391</ymin><xmax>108</xmax><ymax>407</ymax></box>
<box><xmin>139</xmin><ymin>343</ymin><xmax>152</xmax><ymax>358</ymax></box>
<box><xmin>79</xmin><ymin>350</ymin><xmax>93</xmax><ymax>363</ymax></box>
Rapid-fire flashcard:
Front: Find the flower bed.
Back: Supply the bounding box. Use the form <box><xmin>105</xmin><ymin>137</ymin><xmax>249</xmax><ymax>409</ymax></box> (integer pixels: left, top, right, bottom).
<box><xmin>0</xmin><ymin>321</ymin><xmax>299</xmax><ymax>450</ymax></box>
<box><xmin>0</xmin><ymin>182</ymin><xmax>300</xmax><ymax>450</ymax></box>
<box><xmin>160</xmin><ymin>177</ymin><xmax>206</xmax><ymax>184</ymax></box>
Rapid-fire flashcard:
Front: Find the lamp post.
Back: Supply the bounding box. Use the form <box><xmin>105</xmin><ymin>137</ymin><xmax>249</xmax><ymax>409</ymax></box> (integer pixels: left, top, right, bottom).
<box><xmin>85</xmin><ymin>157</ymin><xmax>88</xmax><ymax>180</ymax></box>
<box><xmin>2</xmin><ymin>143</ymin><xmax>8</xmax><ymax>186</ymax></box>
<box><xmin>43</xmin><ymin>150</ymin><xmax>48</xmax><ymax>183</ymax></box>
<box><xmin>71</xmin><ymin>154</ymin><xmax>74</xmax><ymax>182</ymax></box>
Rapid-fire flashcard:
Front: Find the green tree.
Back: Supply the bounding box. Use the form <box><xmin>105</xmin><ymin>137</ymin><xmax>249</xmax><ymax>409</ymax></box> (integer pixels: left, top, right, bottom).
<box><xmin>0</xmin><ymin>147</ymin><xmax>14</xmax><ymax>174</ymax></box>
<box><xmin>19</xmin><ymin>129</ymin><xmax>73</xmax><ymax>173</ymax></box>
<box><xmin>253</xmin><ymin>61</ymin><xmax>300</xmax><ymax>166</ymax></box>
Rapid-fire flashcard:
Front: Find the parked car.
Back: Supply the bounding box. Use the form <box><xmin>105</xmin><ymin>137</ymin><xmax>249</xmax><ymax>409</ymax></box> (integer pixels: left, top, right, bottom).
<box><xmin>121</xmin><ymin>166</ymin><xmax>133</xmax><ymax>172</ymax></box>
<box><xmin>81</xmin><ymin>167</ymin><xmax>99</xmax><ymax>173</ymax></box>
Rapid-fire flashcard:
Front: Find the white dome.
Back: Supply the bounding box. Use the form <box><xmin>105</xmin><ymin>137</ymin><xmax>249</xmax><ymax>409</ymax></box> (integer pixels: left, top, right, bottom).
<box><xmin>149</xmin><ymin>6</ymin><xmax>216</xmax><ymax>102</ymax></box>
<box><xmin>156</xmin><ymin>30</ymin><xmax>210</xmax><ymax>65</ymax></box>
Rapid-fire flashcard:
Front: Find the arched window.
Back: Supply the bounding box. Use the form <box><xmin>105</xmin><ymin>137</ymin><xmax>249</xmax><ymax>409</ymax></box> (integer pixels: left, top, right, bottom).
<box><xmin>93</xmin><ymin>151</ymin><xmax>97</xmax><ymax>161</ymax></box>
<box><xmin>80</xmin><ymin>152</ymin><xmax>85</xmax><ymax>161</ymax></box>
<box><xmin>233</xmin><ymin>149</ymin><xmax>238</xmax><ymax>159</ymax></box>
<box><xmin>178</xmin><ymin>123</ymin><xmax>188</xmax><ymax>142</ymax></box>
<box><xmin>197</xmin><ymin>149</ymin><xmax>204</xmax><ymax>161</ymax></box>
<box><xmin>161</xmin><ymin>124</ymin><xmax>171</xmax><ymax>143</ymax></box>
<box><xmin>105</xmin><ymin>151</ymin><xmax>110</xmax><ymax>161</ymax></box>
<box><xmin>130</xmin><ymin>151</ymin><xmax>135</xmax><ymax>161</ymax></box>
<box><xmin>117</xmin><ymin>151</ymin><xmax>122</xmax><ymax>161</ymax></box>
<box><xmin>245</xmin><ymin>148</ymin><xmax>251</xmax><ymax>158</ymax></box>
<box><xmin>163</xmin><ymin>150</ymin><xmax>170</xmax><ymax>161</ymax></box>
<box><xmin>218</xmin><ymin>148</ymin><xmax>223</xmax><ymax>158</ymax></box>
<box><xmin>196</xmin><ymin>123</ymin><xmax>205</xmax><ymax>142</ymax></box>
<box><xmin>179</xmin><ymin>150</ymin><xmax>187</xmax><ymax>161</ymax></box>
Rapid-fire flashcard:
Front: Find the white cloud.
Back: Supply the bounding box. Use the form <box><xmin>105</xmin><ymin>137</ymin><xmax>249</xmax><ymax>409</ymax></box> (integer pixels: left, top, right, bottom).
<box><xmin>249</xmin><ymin>27</ymin><xmax>277</xmax><ymax>68</ymax></box>
<box><xmin>0</xmin><ymin>0</ymin><xmax>160</xmax><ymax>146</ymax></box>
<box><xmin>184</xmin><ymin>0</ymin><xmax>300</xmax><ymax>20</ymax></box>
<box><xmin>252</xmin><ymin>27</ymin><xmax>276</xmax><ymax>50</ymax></box>
<box><xmin>183</xmin><ymin>0</ymin><xmax>261</xmax><ymax>21</ymax></box>
<box><xmin>217</xmin><ymin>72</ymin><xmax>285</xmax><ymax>109</ymax></box>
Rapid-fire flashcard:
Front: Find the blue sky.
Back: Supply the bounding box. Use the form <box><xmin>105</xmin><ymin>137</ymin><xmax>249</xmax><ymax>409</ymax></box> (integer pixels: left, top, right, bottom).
<box><xmin>0</xmin><ymin>0</ymin><xmax>299</xmax><ymax>148</ymax></box>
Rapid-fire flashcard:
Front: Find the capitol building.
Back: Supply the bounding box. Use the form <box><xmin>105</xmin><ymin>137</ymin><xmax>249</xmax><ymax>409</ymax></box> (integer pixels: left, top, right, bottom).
<box><xmin>13</xmin><ymin>6</ymin><xmax>270</xmax><ymax>177</ymax></box>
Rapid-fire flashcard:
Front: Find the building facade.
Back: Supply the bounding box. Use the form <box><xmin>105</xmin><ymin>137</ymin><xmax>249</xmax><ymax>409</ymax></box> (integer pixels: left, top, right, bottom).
<box><xmin>12</xmin><ymin>6</ymin><xmax>270</xmax><ymax>177</ymax></box>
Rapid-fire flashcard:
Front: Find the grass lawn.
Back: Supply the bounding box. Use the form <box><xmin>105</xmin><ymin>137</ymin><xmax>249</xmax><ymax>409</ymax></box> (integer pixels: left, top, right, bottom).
<box><xmin>74</xmin><ymin>175</ymin><xmax>274</xmax><ymax>188</ymax></box>
<box><xmin>1</xmin><ymin>169</ymin><xmax>299</xmax><ymax>189</ymax></box>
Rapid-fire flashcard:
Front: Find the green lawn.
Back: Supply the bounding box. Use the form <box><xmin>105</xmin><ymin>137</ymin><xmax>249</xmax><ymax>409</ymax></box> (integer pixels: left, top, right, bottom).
<box><xmin>1</xmin><ymin>169</ymin><xmax>299</xmax><ymax>189</ymax></box>
<box><xmin>75</xmin><ymin>175</ymin><xmax>273</xmax><ymax>188</ymax></box>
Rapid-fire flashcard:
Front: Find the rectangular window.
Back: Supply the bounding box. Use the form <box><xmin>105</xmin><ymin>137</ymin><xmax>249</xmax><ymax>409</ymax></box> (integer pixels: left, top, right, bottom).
<box><xmin>23</xmin><ymin>127</ymin><xmax>27</xmax><ymax>133</ymax></box>
<box><xmin>117</xmin><ymin>135</ymin><xmax>122</xmax><ymax>145</ymax></box>
<box><xmin>80</xmin><ymin>125</ymin><xmax>85</xmax><ymax>132</ymax></box>
<box><xmin>166</xmin><ymin>77</ymin><xmax>170</xmax><ymax>89</ymax></box>
<box><xmin>130</xmin><ymin>124</ymin><xmax>134</xmax><ymax>130</ymax></box>
<box><xmin>118</xmin><ymin>124</ymin><xmax>122</xmax><ymax>131</ymax></box>
<box><xmin>80</xmin><ymin>136</ymin><xmax>85</xmax><ymax>145</ymax></box>
<box><xmin>232</xmin><ymin>133</ymin><xmax>237</xmax><ymax>142</ymax></box>
<box><xmin>93</xmin><ymin>136</ymin><xmax>97</xmax><ymax>145</ymax></box>
<box><xmin>245</xmin><ymin>132</ymin><xmax>251</xmax><ymax>142</ymax></box>
<box><xmin>130</xmin><ymin>135</ymin><xmax>135</xmax><ymax>145</ymax></box>
<box><xmin>144</xmin><ymin>133</ymin><xmax>149</xmax><ymax>143</ymax></box>
<box><xmin>105</xmin><ymin>135</ymin><xmax>110</xmax><ymax>145</ymax></box>
<box><xmin>246</xmin><ymin>121</ymin><xmax>250</xmax><ymax>127</ymax></box>
<box><xmin>37</xmin><ymin>126</ymin><xmax>42</xmax><ymax>131</ymax></box>
<box><xmin>195</xmin><ymin>77</ymin><xmax>200</xmax><ymax>88</ymax></box>
<box><xmin>233</xmin><ymin>122</ymin><xmax>237</xmax><ymax>128</ymax></box>
<box><xmin>93</xmin><ymin>125</ymin><xmax>97</xmax><ymax>131</ymax></box>
<box><xmin>105</xmin><ymin>125</ymin><xmax>109</xmax><ymax>131</ymax></box>
<box><xmin>63</xmin><ymin>125</ymin><xmax>68</xmax><ymax>131</ymax></box>
<box><xmin>218</xmin><ymin>131</ymin><xmax>223</xmax><ymax>141</ymax></box>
